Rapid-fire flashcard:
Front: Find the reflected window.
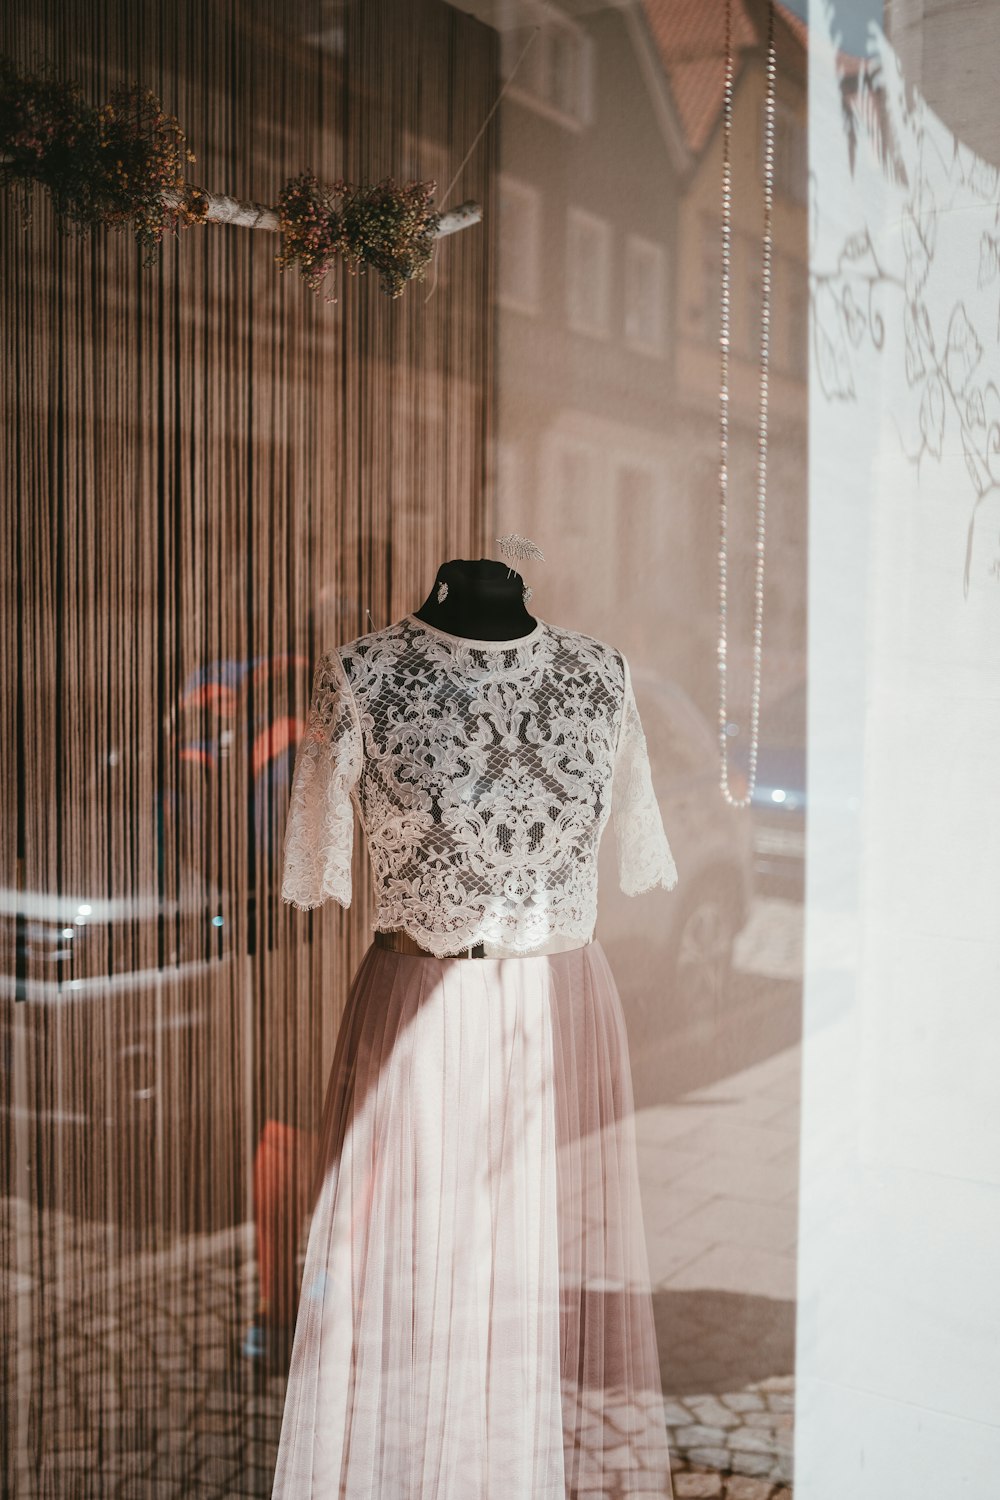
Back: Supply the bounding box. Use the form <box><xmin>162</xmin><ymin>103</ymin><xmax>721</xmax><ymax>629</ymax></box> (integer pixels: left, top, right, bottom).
<box><xmin>498</xmin><ymin>174</ymin><xmax>541</xmax><ymax>314</ymax></box>
<box><xmin>763</xmin><ymin>98</ymin><xmax>807</xmax><ymax>206</ymax></box>
<box><xmin>546</xmin><ymin>434</ymin><xmax>606</xmax><ymax>604</ymax></box>
<box><xmin>501</xmin><ymin>6</ymin><xmax>594</xmax><ymax>130</ymax></box>
<box><xmin>624</xmin><ymin>234</ymin><xmax>667</xmax><ymax>356</ymax></box>
<box><xmin>567</xmin><ymin>206</ymin><xmax>612</xmax><ymax>338</ymax></box>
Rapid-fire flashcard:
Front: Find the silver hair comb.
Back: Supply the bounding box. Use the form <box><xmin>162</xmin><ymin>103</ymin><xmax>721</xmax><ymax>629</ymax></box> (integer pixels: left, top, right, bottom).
<box><xmin>496</xmin><ymin>533</ymin><xmax>545</xmax><ymax>566</ymax></box>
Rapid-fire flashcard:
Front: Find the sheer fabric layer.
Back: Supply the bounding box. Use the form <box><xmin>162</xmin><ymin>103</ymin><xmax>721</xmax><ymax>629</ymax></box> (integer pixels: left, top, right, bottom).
<box><xmin>270</xmin><ymin>939</ymin><xmax>673</xmax><ymax>1499</ymax></box>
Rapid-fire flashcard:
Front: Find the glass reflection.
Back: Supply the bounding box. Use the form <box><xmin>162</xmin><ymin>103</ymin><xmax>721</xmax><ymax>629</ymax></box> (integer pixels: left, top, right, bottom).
<box><xmin>492</xmin><ymin>0</ymin><xmax>807</xmax><ymax>1489</ymax></box>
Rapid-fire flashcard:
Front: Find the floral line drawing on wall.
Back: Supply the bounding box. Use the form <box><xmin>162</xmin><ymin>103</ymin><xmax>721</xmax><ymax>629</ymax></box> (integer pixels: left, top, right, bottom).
<box><xmin>810</xmin><ymin>5</ymin><xmax>1000</xmax><ymax>595</ymax></box>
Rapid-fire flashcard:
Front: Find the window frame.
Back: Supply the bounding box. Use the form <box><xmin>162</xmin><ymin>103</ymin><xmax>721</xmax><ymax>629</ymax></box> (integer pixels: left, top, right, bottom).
<box><xmin>624</xmin><ymin>232</ymin><xmax>668</xmax><ymax>358</ymax></box>
<box><xmin>497</xmin><ymin>172</ymin><xmax>543</xmax><ymax>316</ymax></box>
<box><xmin>565</xmin><ymin>205</ymin><xmax>613</xmax><ymax>340</ymax></box>
<box><xmin>500</xmin><ymin>6</ymin><xmax>595</xmax><ymax>132</ymax></box>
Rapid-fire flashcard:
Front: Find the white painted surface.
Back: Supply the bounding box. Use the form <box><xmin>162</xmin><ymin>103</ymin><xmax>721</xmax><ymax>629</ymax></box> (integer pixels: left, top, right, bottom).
<box><xmin>799</xmin><ymin>6</ymin><xmax>1000</xmax><ymax>1495</ymax></box>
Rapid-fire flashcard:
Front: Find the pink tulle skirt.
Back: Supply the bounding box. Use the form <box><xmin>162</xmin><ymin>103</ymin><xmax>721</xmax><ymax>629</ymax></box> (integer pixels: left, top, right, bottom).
<box><xmin>270</xmin><ymin>938</ymin><xmax>673</xmax><ymax>1499</ymax></box>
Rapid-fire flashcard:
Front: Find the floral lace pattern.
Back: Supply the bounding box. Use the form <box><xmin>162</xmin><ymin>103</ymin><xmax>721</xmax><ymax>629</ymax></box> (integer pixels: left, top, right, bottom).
<box><xmin>280</xmin><ymin>613</ymin><xmax>677</xmax><ymax>956</ymax></box>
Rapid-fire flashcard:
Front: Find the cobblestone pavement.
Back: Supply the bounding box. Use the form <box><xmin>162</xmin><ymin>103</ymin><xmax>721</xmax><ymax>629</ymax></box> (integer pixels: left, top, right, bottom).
<box><xmin>3</xmin><ymin>1198</ymin><xmax>795</xmax><ymax>1498</ymax></box>
<box><xmin>633</xmin><ymin>896</ymin><xmax>803</xmax><ymax>1490</ymax></box>
<box><xmin>663</xmin><ymin>1377</ymin><xmax>794</xmax><ymax>1487</ymax></box>
<box><xmin>3</xmin><ymin>897</ymin><xmax>803</xmax><ymax>1497</ymax></box>
<box><xmin>670</xmin><ymin>1472</ymin><xmax>792</xmax><ymax>1500</ymax></box>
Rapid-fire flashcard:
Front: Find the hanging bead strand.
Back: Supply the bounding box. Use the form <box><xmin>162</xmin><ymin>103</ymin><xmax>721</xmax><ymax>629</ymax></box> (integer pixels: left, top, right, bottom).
<box><xmin>718</xmin><ymin>0</ymin><xmax>777</xmax><ymax>808</ymax></box>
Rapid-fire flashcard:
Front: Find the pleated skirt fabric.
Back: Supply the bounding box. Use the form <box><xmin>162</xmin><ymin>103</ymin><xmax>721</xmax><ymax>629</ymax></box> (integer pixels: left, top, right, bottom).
<box><xmin>270</xmin><ymin>938</ymin><xmax>673</xmax><ymax>1500</ymax></box>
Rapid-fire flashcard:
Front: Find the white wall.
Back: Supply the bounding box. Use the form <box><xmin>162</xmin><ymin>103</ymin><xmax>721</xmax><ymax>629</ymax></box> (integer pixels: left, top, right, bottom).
<box><xmin>798</xmin><ymin>5</ymin><xmax>1000</xmax><ymax>1495</ymax></box>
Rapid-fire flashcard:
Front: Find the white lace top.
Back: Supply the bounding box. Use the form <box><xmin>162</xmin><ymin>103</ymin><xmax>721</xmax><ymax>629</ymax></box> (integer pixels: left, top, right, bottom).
<box><xmin>280</xmin><ymin>612</ymin><xmax>677</xmax><ymax>957</ymax></box>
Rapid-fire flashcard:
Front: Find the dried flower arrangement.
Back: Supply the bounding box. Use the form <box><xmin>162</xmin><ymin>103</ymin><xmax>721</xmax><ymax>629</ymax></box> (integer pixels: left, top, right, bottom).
<box><xmin>0</xmin><ymin>55</ymin><xmax>448</xmax><ymax>298</ymax></box>
<box><xmin>274</xmin><ymin>172</ymin><xmax>441</xmax><ymax>302</ymax></box>
<box><xmin>0</xmin><ymin>55</ymin><xmax>208</xmax><ymax>263</ymax></box>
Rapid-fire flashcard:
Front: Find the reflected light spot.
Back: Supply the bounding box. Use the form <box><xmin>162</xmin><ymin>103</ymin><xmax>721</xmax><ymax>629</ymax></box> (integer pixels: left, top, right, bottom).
<box><xmin>771</xmin><ymin>789</ymin><xmax>787</xmax><ymax>803</ymax></box>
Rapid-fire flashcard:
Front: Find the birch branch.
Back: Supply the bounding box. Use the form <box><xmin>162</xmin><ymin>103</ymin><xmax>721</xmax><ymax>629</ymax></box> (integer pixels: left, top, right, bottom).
<box><xmin>0</xmin><ymin>157</ymin><xmax>482</xmax><ymax>237</ymax></box>
<box><xmin>163</xmin><ymin>187</ymin><xmax>481</xmax><ymax>237</ymax></box>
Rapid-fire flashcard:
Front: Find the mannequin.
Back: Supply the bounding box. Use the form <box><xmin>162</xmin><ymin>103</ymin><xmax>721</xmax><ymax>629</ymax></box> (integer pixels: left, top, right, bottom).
<box><xmin>413</xmin><ymin>557</ymin><xmax>537</xmax><ymax>641</ymax></box>
<box><xmin>274</xmin><ymin>550</ymin><xmax>678</xmax><ymax>1497</ymax></box>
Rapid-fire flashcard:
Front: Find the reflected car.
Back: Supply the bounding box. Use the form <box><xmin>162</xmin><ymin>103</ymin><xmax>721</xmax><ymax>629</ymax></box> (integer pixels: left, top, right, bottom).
<box><xmin>0</xmin><ymin>651</ymin><xmax>310</xmax><ymax>1234</ymax></box>
<box><xmin>597</xmin><ymin>671</ymin><xmax>754</xmax><ymax>1026</ymax></box>
<box><xmin>0</xmin><ymin>881</ymin><xmax>243</xmax><ymax>1235</ymax></box>
<box><xmin>731</xmin><ymin>680</ymin><xmax>806</xmax><ymax>896</ymax></box>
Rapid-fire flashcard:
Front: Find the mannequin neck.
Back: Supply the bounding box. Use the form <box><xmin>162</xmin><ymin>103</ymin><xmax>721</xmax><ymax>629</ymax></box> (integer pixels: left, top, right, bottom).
<box><xmin>413</xmin><ymin>558</ymin><xmax>536</xmax><ymax>641</ymax></box>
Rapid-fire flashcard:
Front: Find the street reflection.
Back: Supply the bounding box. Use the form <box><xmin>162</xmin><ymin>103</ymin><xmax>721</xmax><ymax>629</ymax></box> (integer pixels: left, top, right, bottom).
<box><xmin>494</xmin><ymin>1</ymin><xmax>807</xmax><ymax>1489</ymax></box>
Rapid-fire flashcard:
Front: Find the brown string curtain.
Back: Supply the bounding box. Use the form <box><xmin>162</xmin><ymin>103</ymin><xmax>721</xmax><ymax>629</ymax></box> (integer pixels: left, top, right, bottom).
<box><xmin>0</xmin><ymin>0</ymin><xmax>497</xmax><ymax>1493</ymax></box>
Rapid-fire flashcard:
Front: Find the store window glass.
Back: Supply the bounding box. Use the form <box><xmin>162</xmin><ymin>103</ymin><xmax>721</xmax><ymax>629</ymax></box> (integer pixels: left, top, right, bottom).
<box><xmin>800</xmin><ymin>1</ymin><xmax>1000</xmax><ymax>1494</ymax></box>
<box><xmin>3</xmin><ymin>1</ymin><xmax>997</xmax><ymax>1497</ymax></box>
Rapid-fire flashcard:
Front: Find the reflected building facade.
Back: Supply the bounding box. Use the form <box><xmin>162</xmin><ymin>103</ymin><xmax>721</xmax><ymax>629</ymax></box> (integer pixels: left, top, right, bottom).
<box><xmin>491</xmin><ymin>0</ymin><xmax>808</xmax><ymax>722</ymax></box>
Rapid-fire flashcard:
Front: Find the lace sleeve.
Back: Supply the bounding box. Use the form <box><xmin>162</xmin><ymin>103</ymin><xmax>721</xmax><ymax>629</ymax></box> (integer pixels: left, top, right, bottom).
<box><xmin>611</xmin><ymin>655</ymin><xmax>678</xmax><ymax>897</ymax></box>
<box><xmin>280</xmin><ymin>648</ymin><xmax>363</xmax><ymax>911</ymax></box>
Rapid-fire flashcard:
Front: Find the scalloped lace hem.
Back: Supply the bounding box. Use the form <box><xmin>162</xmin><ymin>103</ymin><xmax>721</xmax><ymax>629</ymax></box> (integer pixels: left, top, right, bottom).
<box><xmin>371</xmin><ymin>920</ymin><xmax>597</xmax><ymax>959</ymax></box>
<box><xmin>620</xmin><ymin>863</ymin><xmax>679</xmax><ymax>899</ymax></box>
<box><xmin>282</xmin><ymin>887</ymin><xmax>351</xmax><ymax>911</ymax></box>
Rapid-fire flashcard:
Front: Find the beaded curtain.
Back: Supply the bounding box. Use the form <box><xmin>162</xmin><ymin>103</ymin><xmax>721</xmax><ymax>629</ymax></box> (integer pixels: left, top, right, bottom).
<box><xmin>0</xmin><ymin>0</ymin><xmax>497</xmax><ymax>1493</ymax></box>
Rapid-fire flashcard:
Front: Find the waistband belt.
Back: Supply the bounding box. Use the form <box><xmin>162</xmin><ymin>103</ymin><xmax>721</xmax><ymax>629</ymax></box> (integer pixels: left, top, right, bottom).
<box><xmin>373</xmin><ymin>929</ymin><xmax>592</xmax><ymax>959</ymax></box>
<box><xmin>375</xmin><ymin>929</ymin><xmax>485</xmax><ymax>958</ymax></box>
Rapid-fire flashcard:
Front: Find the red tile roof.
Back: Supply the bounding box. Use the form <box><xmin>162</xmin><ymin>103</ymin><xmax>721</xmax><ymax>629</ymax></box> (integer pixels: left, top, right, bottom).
<box><xmin>641</xmin><ymin>0</ymin><xmax>806</xmax><ymax>156</ymax></box>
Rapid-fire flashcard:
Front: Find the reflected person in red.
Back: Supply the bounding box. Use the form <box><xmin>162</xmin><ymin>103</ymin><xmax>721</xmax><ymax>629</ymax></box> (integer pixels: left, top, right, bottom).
<box><xmin>171</xmin><ymin>651</ymin><xmax>320</xmax><ymax>1372</ymax></box>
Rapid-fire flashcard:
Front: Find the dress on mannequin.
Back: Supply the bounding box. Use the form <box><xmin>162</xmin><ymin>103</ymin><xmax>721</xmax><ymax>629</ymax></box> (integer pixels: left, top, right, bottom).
<box><xmin>271</xmin><ymin>559</ymin><xmax>678</xmax><ymax>1498</ymax></box>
